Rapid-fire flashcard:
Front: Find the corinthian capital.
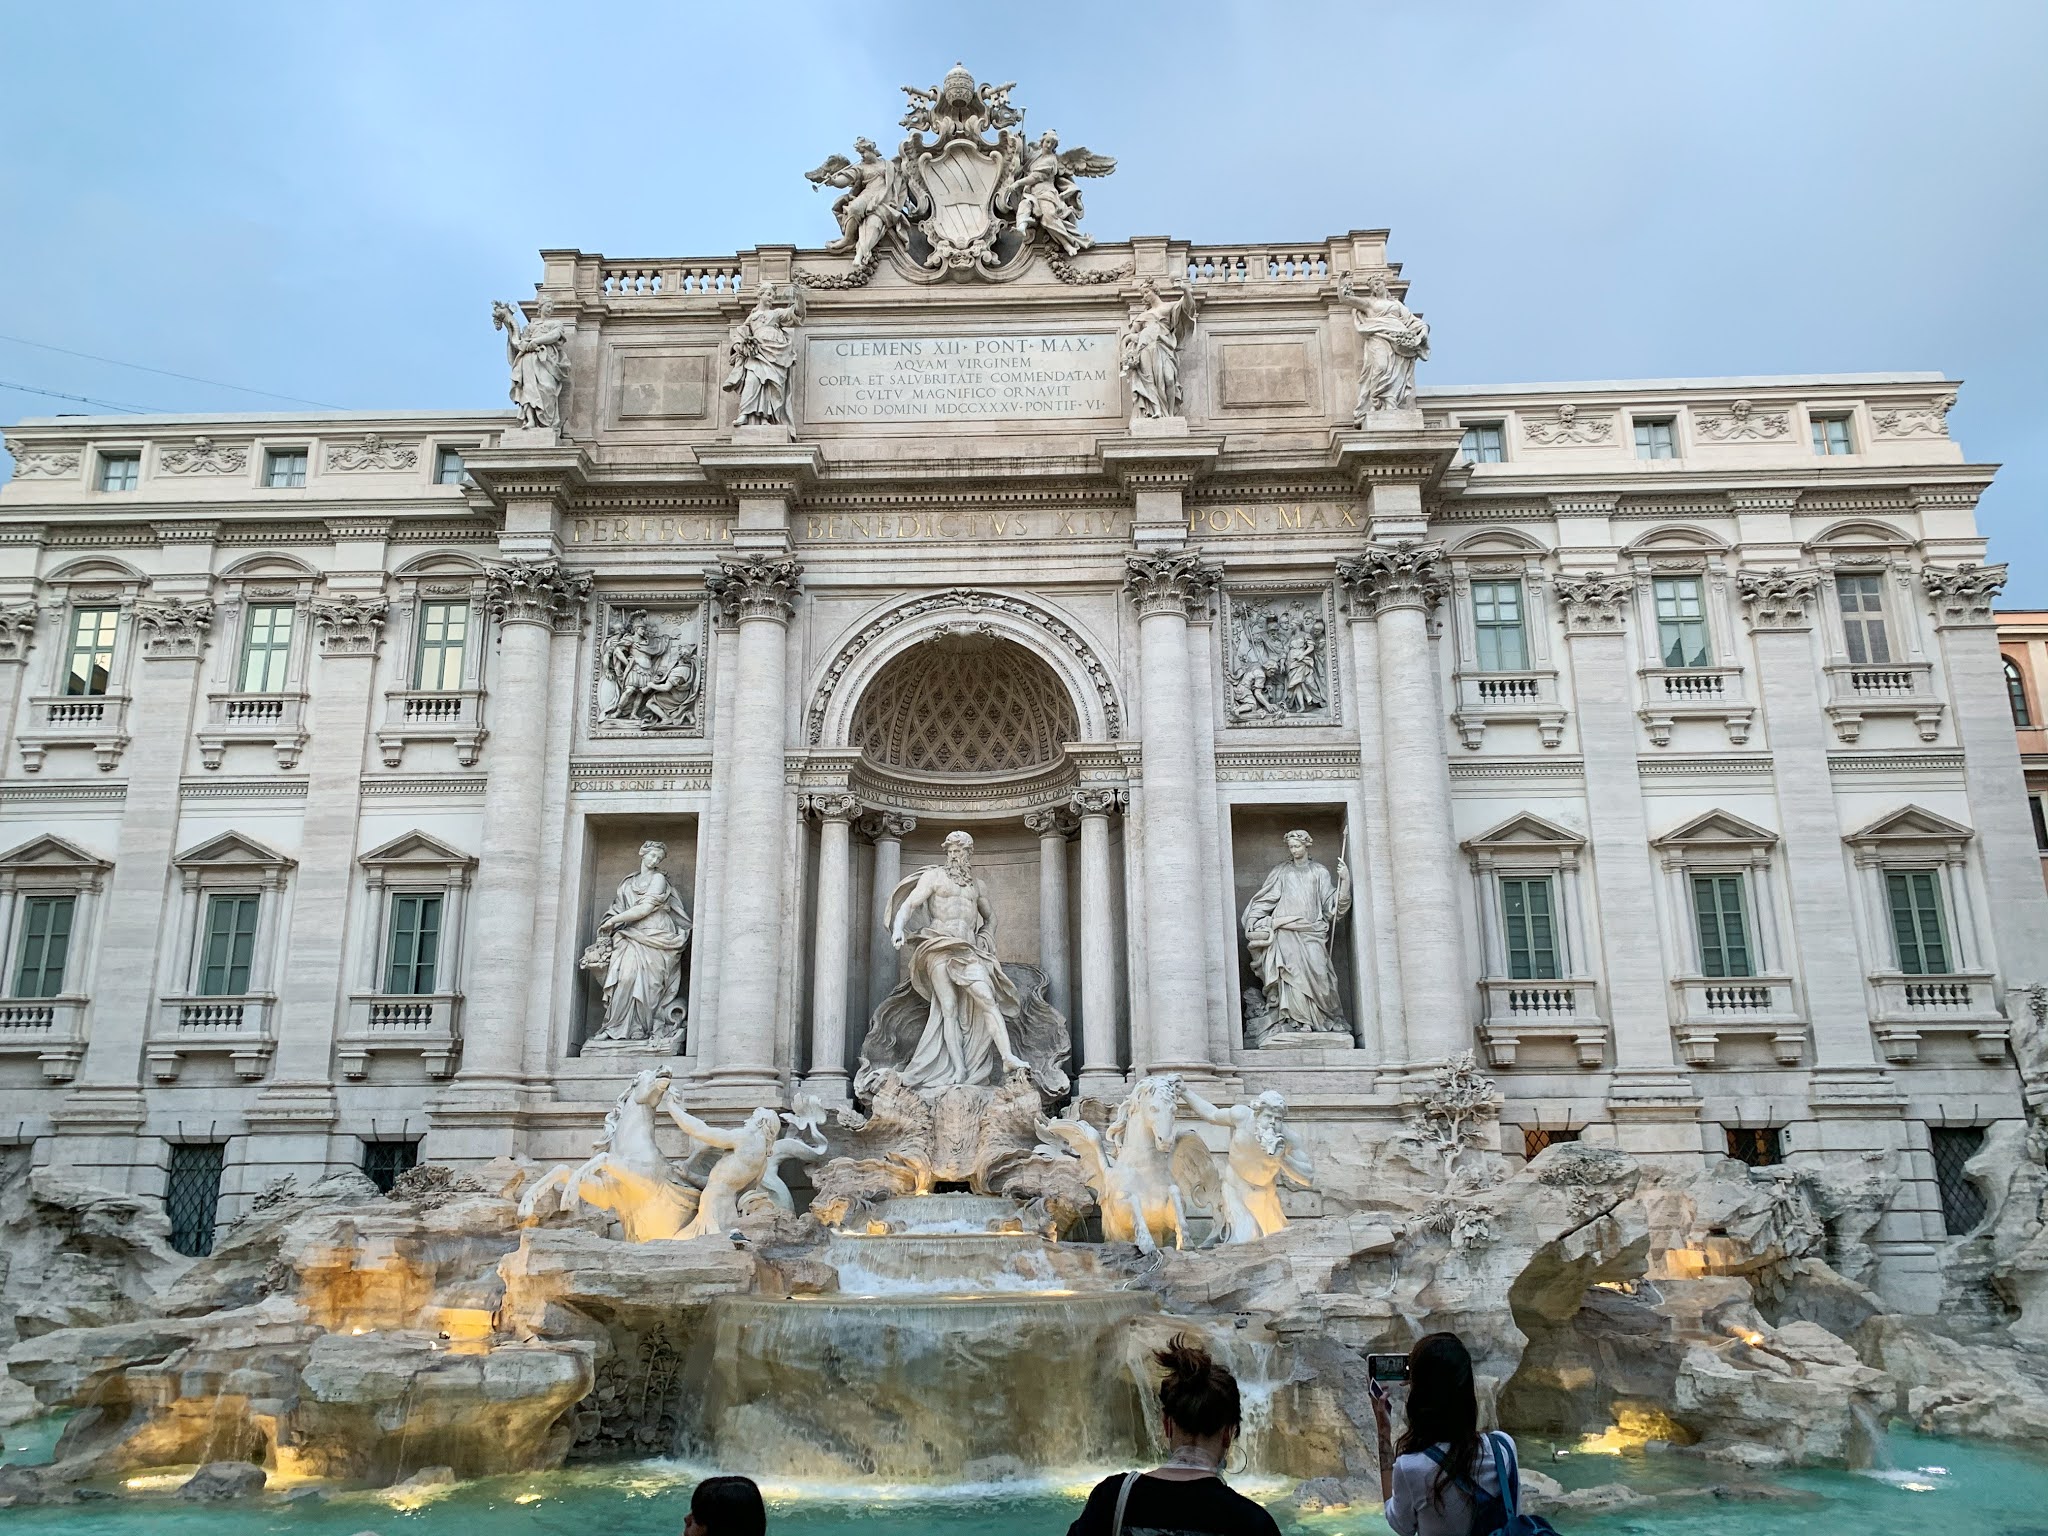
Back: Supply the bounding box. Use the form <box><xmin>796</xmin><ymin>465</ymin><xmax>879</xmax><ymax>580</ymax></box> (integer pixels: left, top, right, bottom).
<box><xmin>0</xmin><ymin>603</ymin><xmax>37</xmax><ymax>663</ymax></box>
<box><xmin>1335</xmin><ymin>542</ymin><xmax>1445</xmax><ymax>616</ymax></box>
<box><xmin>1735</xmin><ymin>566</ymin><xmax>1822</xmax><ymax>631</ymax></box>
<box><xmin>483</xmin><ymin>558</ymin><xmax>593</xmax><ymax>631</ymax></box>
<box><xmin>1550</xmin><ymin>572</ymin><xmax>1634</xmax><ymax>634</ymax></box>
<box><xmin>133</xmin><ymin>599</ymin><xmax>215</xmax><ymax>659</ymax></box>
<box><xmin>706</xmin><ymin>555</ymin><xmax>803</xmax><ymax>624</ymax></box>
<box><xmin>311</xmin><ymin>594</ymin><xmax>391</xmax><ymax>656</ymax></box>
<box><xmin>1921</xmin><ymin>561</ymin><xmax>2007</xmax><ymax>626</ymax></box>
<box><xmin>1123</xmin><ymin>552</ymin><xmax>1218</xmax><ymax>619</ymax></box>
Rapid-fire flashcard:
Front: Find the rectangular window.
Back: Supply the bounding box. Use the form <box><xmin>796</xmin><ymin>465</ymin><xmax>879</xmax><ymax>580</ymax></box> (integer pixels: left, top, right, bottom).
<box><xmin>264</xmin><ymin>449</ymin><xmax>308</xmax><ymax>489</ymax></box>
<box><xmin>434</xmin><ymin>447</ymin><xmax>469</xmax><ymax>486</ymax></box>
<box><xmin>1523</xmin><ymin>1126</ymin><xmax>1579</xmax><ymax>1161</ymax></box>
<box><xmin>1835</xmin><ymin>575</ymin><xmax>1891</xmax><ymax>665</ymax></box>
<box><xmin>63</xmin><ymin>607</ymin><xmax>119</xmax><ymax>697</ymax></box>
<box><xmin>1499</xmin><ymin>876</ymin><xmax>1560</xmax><ymax>980</ymax></box>
<box><xmin>165</xmin><ymin>1142</ymin><xmax>226</xmax><ymax>1258</ymax></box>
<box><xmin>237</xmin><ymin>603</ymin><xmax>295</xmax><ymax>693</ymax></box>
<box><xmin>1726</xmin><ymin>1127</ymin><xmax>1785</xmax><ymax>1168</ymax></box>
<box><xmin>1691</xmin><ymin>873</ymin><xmax>1754</xmax><ymax>978</ymax></box>
<box><xmin>1634</xmin><ymin>418</ymin><xmax>1677</xmax><ymax>460</ymax></box>
<box><xmin>2032</xmin><ymin>795</ymin><xmax>2048</xmax><ymax>852</ymax></box>
<box><xmin>198</xmin><ymin>894</ymin><xmax>260</xmax><ymax>996</ymax></box>
<box><xmin>12</xmin><ymin>895</ymin><xmax>75</xmax><ymax>999</ymax></box>
<box><xmin>1811</xmin><ymin>415</ymin><xmax>1853</xmax><ymax>456</ymax></box>
<box><xmin>413</xmin><ymin>601</ymin><xmax>469</xmax><ymax>691</ymax></box>
<box><xmin>97</xmin><ymin>452</ymin><xmax>140</xmax><ymax>491</ymax></box>
<box><xmin>361</xmin><ymin>1139</ymin><xmax>421</xmax><ymax>1194</ymax></box>
<box><xmin>1653</xmin><ymin>576</ymin><xmax>1711</xmax><ymax>668</ymax></box>
<box><xmin>1459</xmin><ymin>423</ymin><xmax>1505</xmax><ymax>464</ymax></box>
<box><xmin>384</xmin><ymin>893</ymin><xmax>443</xmax><ymax>995</ymax></box>
<box><xmin>1929</xmin><ymin>1126</ymin><xmax>1988</xmax><ymax>1235</ymax></box>
<box><xmin>1471</xmin><ymin>580</ymin><xmax>1529</xmax><ymax>672</ymax></box>
<box><xmin>1885</xmin><ymin>869</ymin><xmax>1951</xmax><ymax>975</ymax></box>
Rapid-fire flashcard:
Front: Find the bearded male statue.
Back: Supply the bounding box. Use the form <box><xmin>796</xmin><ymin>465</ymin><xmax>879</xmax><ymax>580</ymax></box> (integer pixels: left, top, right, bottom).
<box><xmin>853</xmin><ymin>830</ymin><xmax>1071</xmax><ymax>1101</ymax></box>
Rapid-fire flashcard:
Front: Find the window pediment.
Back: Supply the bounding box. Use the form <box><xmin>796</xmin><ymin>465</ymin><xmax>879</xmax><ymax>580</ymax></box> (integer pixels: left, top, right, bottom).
<box><xmin>0</xmin><ymin>833</ymin><xmax>113</xmax><ymax>876</ymax></box>
<box><xmin>1462</xmin><ymin>812</ymin><xmax>1585</xmax><ymax>852</ymax></box>
<box><xmin>1652</xmin><ymin>810</ymin><xmax>1778</xmax><ymax>862</ymax></box>
<box><xmin>358</xmin><ymin>830</ymin><xmax>476</xmax><ymax>884</ymax></box>
<box><xmin>1844</xmin><ymin>804</ymin><xmax>1973</xmax><ymax>855</ymax></box>
<box><xmin>173</xmin><ymin>831</ymin><xmax>296</xmax><ymax>874</ymax></box>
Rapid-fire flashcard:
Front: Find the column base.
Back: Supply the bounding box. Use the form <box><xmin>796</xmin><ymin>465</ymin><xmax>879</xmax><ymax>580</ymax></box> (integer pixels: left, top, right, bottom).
<box><xmin>688</xmin><ymin>1066</ymin><xmax>788</xmax><ymax>1113</ymax></box>
<box><xmin>799</xmin><ymin>1070</ymin><xmax>851</xmax><ymax>1108</ymax></box>
<box><xmin>424</xmin><ymin>1078</ymin><xmax>554</xmax><ymax>1162</ymax></box>
<box><xmin>1076</xmin><ymin>1068</ymin><xmax>1131</xmax><ymax>1101</ymax></box>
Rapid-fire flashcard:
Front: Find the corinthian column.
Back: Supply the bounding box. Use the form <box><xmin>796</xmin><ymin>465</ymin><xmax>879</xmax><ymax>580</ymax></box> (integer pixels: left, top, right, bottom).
<box><xmin>1125</xmin><ymin>552</ymin><xmax>1219</xmax><ymax>1077</ymax></box>
<box><xmin>458</xmin><ymin>561</ymin><xmax>591</xmax><ymax>1095</ymax></box>
<box><xmin>703</xmin><ymin>553</ymin><xmax>802</xmax><ymax>1088</ymax></box>
<box><xmin>1337</xmin><ymin>544</ymin><xmax>1468</xmax><ymax>1067</ymax></box>
<box><xmin>804</xmin><ymin>792</ymin><xmax>859</xmax><ymax>1100</ymax></box>
<box><xmin>1024</xmin><ymin>807</ymin><xmax>1076</xmax><ymax>1021</ymax></box>
<box><xmin>863</xmin><ymin>811</ymin><xmax>916</xmax><ymax>1016</ymax></box>
<box><xmin>1072</xmin><ymin>789</ymin><xmax>1124</xmax><ymax>1095</ymax></box>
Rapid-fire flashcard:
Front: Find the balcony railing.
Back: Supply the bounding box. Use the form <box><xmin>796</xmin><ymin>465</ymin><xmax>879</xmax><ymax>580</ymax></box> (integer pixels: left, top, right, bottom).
<box><xmin>339</xmin><ymin>992</ymin><xmax>462</xmax><ymax>1078</ymax></box>
<box><xmin>1637</xmin><ymin>667</ymin><xmax>1754</xmax><ymax>747</ymax></box>
<box><xmin>0</xmin><ymin>997</ymin><xmax>88</xmax><ymax>1080</ymax></box>
<box><xmin>378</xmin><ymin>689</ymin><xmax>486</xmax><ymax>768</ymax></box>
<box><xmin>1184</xmin><ymin>248</ymin><xmax>1332</xmax><ymax>284</ymax></box>
<box><xmin>1823</xmin><ymin>660</ymin><xmax>1942</xmax><ymax>743</ymax></box>
<box><xmin>1450</xmin><ymin>669</ymin><xmax>1566</xmax><ymax>749</ymax></box>
<box><xmin>1477</xmin><ymin>978</ymin><xmax>1606</xmax><ymax>1067</ymax></box>
<box><xmin>1672</xmin><ymin>975</ymin><xmax>1805</xmax><ymax>1065</ymax></box>
<box><xmin>1869</xmin><ymin>970</ymin><xmax>2006</xmax><ymax>1062</ymax></box>
<box><xmin>148</xmin><ymin>994</ymin><xmax>275</xmax><ymax>1081</ymax></box>
<box><xmin>199</xmin><ymin>691</ymin><xmax>308</xmax><ymax>769</ymax></box>
<box><xmin>20</xmin><ymin>693</ymin><xmax>131</xmax><ymax>772</ymax></box>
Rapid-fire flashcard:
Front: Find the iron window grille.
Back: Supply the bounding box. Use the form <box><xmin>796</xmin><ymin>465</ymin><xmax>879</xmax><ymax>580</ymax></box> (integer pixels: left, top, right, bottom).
<box><xmin>1523</xmin><ymin>1126</ymin><xmax>1579</xmax><ymax>1161</ymax></box>
<box><xmin>361</xmin><ymin>1139</ymin><xmax>421</xmax><ymax>1193</ymax></box>
<box><xmin>166</xmin><ymin>1142</ymin><xmax>226</xmax><ymax>1257</ymax></box>
<box><xmin>1929</xmin><ymin>1126</ymin><xmax>1988</xmax><ymax>1236</ymax></box>
<box><xmin>1726</xmin><ymin>1126</ymin><xmax>1785</xmax><ymax>1167</ymax></box>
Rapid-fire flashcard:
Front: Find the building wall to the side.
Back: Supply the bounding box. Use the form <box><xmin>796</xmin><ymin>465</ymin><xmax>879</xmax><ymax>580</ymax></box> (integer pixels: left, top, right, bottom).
<box><xmin>1</xmin><ymin>244</ymin><xmax>2043</xmax><ymax>1319</ymax></box>
<box><xmin>1997</xmin><ymin>611</ymin><xmax>2048</xmax><ymax>891</ymax></box>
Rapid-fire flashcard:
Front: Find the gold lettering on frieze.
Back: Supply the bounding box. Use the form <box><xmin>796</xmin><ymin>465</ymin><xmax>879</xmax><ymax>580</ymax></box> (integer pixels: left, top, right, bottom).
<box><xmin>569</xmin><ymin>516</ymin><xmax>735</xmax><ymax>546</ymax></box>
<box><xmin>1188</xmin><ymin>503</ymin><xmax>1361</xmax><ymax>536</ymax></box>
<box><xmin>799</xmin><ymin>509</ymin><xmax>1130</xmax><ymax>544</ymax></box>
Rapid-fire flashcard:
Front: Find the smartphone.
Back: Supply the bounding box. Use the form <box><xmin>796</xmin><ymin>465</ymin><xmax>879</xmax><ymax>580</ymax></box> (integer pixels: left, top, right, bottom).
<box><xmin>1365</xmin><ymin>1353</ymin><xmax>1410</xmax><ymax>1385</ymax></box>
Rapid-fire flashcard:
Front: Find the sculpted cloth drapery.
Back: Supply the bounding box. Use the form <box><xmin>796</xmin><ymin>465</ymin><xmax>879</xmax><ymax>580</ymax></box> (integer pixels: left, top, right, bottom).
<box><xmin>492</xmin><ymin>298</ymin><xmax>574</xmax><ymax>431</ymax></box>
<box><xmin>1119</xmin><ymin>282</ymin><xmax>1198</xmax><ymax>420</ymax></box>
<box><xmin>1242</xmin><ymin>832</ymin><xmax>1351</xmax><ymax>1040</ymax></box>
<box><xmin>1338</xmin><ymin>274</ymin><xmax>1429</xmax><ymax>418</ymax></box>
<box><xmin>724</xmin><ymin>284</ymin><xmax>805</xmax><ymax>426</ymax></box>
<box><xmin>582</xmin><ymin>841</ymin><xmax>691</xmax><ymax>1043</ymax></box>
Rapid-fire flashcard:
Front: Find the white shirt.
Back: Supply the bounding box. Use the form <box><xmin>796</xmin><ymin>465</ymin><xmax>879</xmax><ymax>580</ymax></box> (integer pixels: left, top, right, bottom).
<box><xmin>1383</xmin><ymin>1432</ymin><xmax>1515</xmax><ymax>1536</ymax></box>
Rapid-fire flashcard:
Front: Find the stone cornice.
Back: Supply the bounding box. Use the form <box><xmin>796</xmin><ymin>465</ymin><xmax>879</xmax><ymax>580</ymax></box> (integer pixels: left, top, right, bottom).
<box><xmin>693</xmin><ymin>442</ymin><xmax>824</xmax><ymax>500</ymax></box>
<box><xmin>1329</xmin><ymin>427</ymin><xmax>1463</xmax><ymax>492</ymax></box>
<box><xmin>1096</xmin><ymin>435</ymin><xmax>1223</xmax><ymax>493</ymax></box>
<box><xmin>460</xmin><ymin>443</ymin><xmax>591</xmax><ymax>507</ymax></box>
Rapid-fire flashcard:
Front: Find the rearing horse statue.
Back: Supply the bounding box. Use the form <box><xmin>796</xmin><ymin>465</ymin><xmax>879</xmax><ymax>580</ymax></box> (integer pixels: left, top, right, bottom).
<box><xmin>518</xmin><ymin>1065</ymin><xmax>701</xmax><ymax>1241</ymax></box>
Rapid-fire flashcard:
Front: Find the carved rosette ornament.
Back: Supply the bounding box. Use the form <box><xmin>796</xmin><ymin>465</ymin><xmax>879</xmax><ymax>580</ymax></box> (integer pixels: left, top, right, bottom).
<box><xmin>1550</xmin><ymin>572</ymin><xmax>1635</xmax><ymax>634</ymax></box>
<box><xmin>1922</xmin><ymin>562</ymin><xmax>2007</xmax><ymax>625</ymax></box>
<box><xmin>0</xmin><ymin>604</ymin><xmax>37</xmax><ymax>663</ymax></box>
<box><xmin>1123</xmin><ymin>553</ymin><xmax>1219</xmax><ymax>619</ymax></box>
<box><xmin>310</xmin><ymin>594</ymin><xmax>391</xmax><ymax>656</ymax></box>
<box><xmin>1735</xmin><ymin>566</ymin><xmax>1823</xmax><ymax>630</ymax></box>
<box><xmin>484</xmin><ymin>559</ymin><xmax>594</xmax><ymax>631</ymax></box>
<box><xmin>705</xmin><ymin>556</ymin><xmax>803</xmax><ymax>625</ymax></box>
<box><xmin>133</xmin><ymin>600</ymin><xmax>215</xmax><ymax>659</ymax></box>
<box><xmin>1334</xmin><ymin>544</ymin><xmax>1446</xmax><ymax>616</ymax></box>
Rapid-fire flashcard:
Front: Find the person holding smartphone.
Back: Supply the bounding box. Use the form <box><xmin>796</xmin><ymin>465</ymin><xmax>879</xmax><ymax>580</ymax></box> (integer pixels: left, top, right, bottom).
<box><xmin>1369</xmin><ymin>1333</ymin><xmax>1521</xmax><ymax>1536</ymax></box>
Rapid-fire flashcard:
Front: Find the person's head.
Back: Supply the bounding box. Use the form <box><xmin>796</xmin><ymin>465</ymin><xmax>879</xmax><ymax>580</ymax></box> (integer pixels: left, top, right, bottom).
<box><xmin>1395</xmin><ymin>1332</ymin><xmax>1481</xmax><ymax>1507</ymax></box>
<box><xmin>639</xmin><ymin>839</ymin><xmax>667</xmax><ymax>870</ymax></box>
<box><xmin>1284</xmin><ymin>829</ymin><xmax>1312</xmax><ymax>862</ymax></box>
<box><xmin>685</xmin><ymin>1475</ymin><xmax>765</xmax><ymax>1536</ymax></box>
<box><xmin>1251</xmin><ymin>1090</ymin><xmax>1288</xmax><ymax>1152</ymax></box>
<box><xmin>944</xmin><ymin>830</ymin><xmax>974</xmax><ymax>873</ymax></box>
<box><xmin>1154</xmin><ymin>1333</ymin><xmax>1241</xmax><ymax>1458</ymax></box>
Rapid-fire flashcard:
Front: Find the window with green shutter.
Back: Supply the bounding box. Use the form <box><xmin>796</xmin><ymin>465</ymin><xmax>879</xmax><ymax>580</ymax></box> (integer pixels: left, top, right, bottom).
<box><xmin>1499</xmin><ymin>876</ymin><xmax>1560</xmax><ymax>980</ymax></box>
<box><xmin>1691</xmin><ymin>874</ymin><xmax>1753</xmax><ymax>978</ymax></box>
<box><xmin>414</xmin><ymin>601</ymin><xmax>469</xmax><ymax>691</ymax></box>
<box><xmin>384</xmin><ymin>893</ymin><xmax>443</xmax><ymax>995</ymax></box>
<box><xmin>13</xmin><ymin>895</ymin><xmax>75</xmax><ymax>998</ymax></box>
<box><xmin>198</xmin><ymin>894</ymin><xmax>260</xmax><ymax>996</ymax></box>
<box><xmin>1471</xmin><ymin>580</ymin><xmax>1529</xmax><ymax>672</ymax></box>
<box><xmin>64</xmin><ymin>607</ymin><xmax>119</xmax><ymax>697</ymax></box>
<box><xmin>237</xmin><ymin>603</ymin><xmax>294</xmax><ymax>692</ymax></box>
<box><xmin>1885</xmin><ymin>870</ymin><xmax>1951</xmax><ymax>975</ymax></box>
<box><xmin>1653</xmin><ymin>577</ymin><xmax>1711</xmax><ymax>668</ymax></box>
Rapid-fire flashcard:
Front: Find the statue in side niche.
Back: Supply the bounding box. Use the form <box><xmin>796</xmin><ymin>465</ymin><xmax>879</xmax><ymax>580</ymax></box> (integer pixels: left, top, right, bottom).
<box><xmin>723</xmin><ymin>282</ymin><xmax>805</xmax><ymax>427</ymax></box>
<box><xmin>1337</xmin><ymin>273</ymin><xmax>1429</xmax><ymax>418</ymax></box>
<box><xmin>1119</xmin><ymin>281</ymin><xmax>1199</xmax><ymax>420</ymax></box>
<box><xmin>1182</xmin><ymin>1088</ymin><xmax>1314</xmax><ymax>1242</ymax></box>
<box><xmin>1241</xmin><ymin>830</ymin><xmax>1351</xmax><ymax>1041</ymax></box>
<box><xmin>492</xmin><ymin>297</ymin><xmax>575</xmax><ymax>432</ymax></box>
<box><xmin>581</xmin><ymin>840</ymin><xmax>690</xmax><ymax>1046</ymax></box>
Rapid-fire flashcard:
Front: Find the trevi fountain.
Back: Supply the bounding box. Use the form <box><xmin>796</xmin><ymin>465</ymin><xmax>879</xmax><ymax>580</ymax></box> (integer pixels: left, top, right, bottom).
<box><xmin>2</xmin><ymin>64</ymin><xmax>2048</xmax><ymax>1535</ymax></box>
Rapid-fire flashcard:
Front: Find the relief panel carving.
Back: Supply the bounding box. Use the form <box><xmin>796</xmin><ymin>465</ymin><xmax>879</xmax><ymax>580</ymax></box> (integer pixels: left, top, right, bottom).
<box><xmin>1221</xmin><ymin>587</ymin><xmax>1338</xmax><ymax>728</ymax></box>
<box><xmin>591</xmin><ymin>599</ymin><xmax>708</xmax><ymax>737</ymax></box>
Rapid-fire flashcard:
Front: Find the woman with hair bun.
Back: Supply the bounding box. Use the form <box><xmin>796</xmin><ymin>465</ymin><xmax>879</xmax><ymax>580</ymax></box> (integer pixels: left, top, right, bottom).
<box><xmin>1066</xmin><ymin>1333</ymin><xmax>1281</xmax><ymax>1536</ymax></box>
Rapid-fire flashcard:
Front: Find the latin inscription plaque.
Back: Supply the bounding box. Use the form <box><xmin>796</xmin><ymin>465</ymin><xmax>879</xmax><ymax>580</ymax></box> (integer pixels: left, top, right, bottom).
<box><xmin>806</xmin><ymin>333</ymin><xmax>1120</xmax><ymax>423</ymax></box>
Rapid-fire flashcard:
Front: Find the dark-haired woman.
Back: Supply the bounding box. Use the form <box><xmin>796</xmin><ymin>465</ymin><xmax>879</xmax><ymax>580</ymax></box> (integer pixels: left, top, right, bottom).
<box><xmin>1067</xmin><ymin>1334</ymin><xmax>1281</xmax><ymax>1536</ymax></box>
<box><xmin>1371</xmin><ymin>1332</ymin><xmax>1519</xmax><ymax>1536</ymax></box>
<box><xmin>684</xmin><ymin>1474</ymin><xmax>766</xmax><ymax>1536</ymax></box>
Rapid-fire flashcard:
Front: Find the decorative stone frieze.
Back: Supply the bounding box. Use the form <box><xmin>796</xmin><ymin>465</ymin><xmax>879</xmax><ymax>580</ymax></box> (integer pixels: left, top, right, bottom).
<box><xmin>158</xmin><ymin>438</ymin><xmax>247</xmax><ymax>475</ymax></box>
<box><xmin>1736</xmin><ymin>566</ymin><xmax>1823</xmax><ymax>630</ymax></box>
<box><xmin>1873</xmin><ymin>395</ymin><xmax>1955</xmax><ymax>437</ymax></box>
<box><xmin>1123</xmin><ymin>552</ymin><xmax>1219</xmax><ymax>618</ymax></box>
<box><xmin>705</xmin><ymin>555</ymin><xmax>803</xmax><ymax>624</ymax></box>
<box><xmin>132</xmin><ymin>600</ymin><xmax>215</xmax><ymax>659</ymax></box>
<box><xmin>1921</xmin><ymin>562</ymin><xmax>2006</xmax><ymax>625</ymax></box>
<box><xmin>1521</xmin><ymin>404</ymin><xmax>1612</xmax><ymax>445</ymax></box>
<box><xmin>1550</xmin><ymin>572</ymin><xmax>1634</xmax><ymax>633</ymax></box>
<box><xmin>1695</xmin><ymin>400</ymin><xmax>1789</xmax><ymax>442</ymax></box>
<box><xmin>0</xmin><ymin>604</ymin><xmax>36</xmax><ymax>662</ymax></box>
<box><xmin>5</xmin><ymin>446</ymin><xmax>80</xmax><ymax>478</ymax></box>
<box><xmin>325</xmin><ymin>434</ymin><xmax>419</xmax><ymax>472</ymax></box>
<box><xmin>310</xmin><ymin>595</ymin><xmax>391</xmax><ymax>656</ymax></box>
<box><xmin>1334</xmin><ymin>543</ymin><xmax>1445</xmax><ymax>615</ymax></box>
<box><xmin>484</xmin><ymin>559</ymin><xmax>594</xmax><ymax>631</ymax></box>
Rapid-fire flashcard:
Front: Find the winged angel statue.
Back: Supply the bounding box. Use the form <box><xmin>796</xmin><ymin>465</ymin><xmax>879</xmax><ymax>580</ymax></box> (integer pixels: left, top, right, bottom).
<box><xmin>804</xmin><ymin>64</ymin><xmax>1114</xmax><ymax>276</ymax></box>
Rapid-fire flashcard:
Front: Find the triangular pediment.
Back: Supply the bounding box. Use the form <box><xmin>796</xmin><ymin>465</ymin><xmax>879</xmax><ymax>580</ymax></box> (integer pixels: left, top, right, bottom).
<box><xmin>1462</xmin><ymin>812</ymin><xmax>1585</xmax><ymax>851</ymax></box>
<box><xmin>1845</xmin><ymin>804</ymin><xmax>1975</xmax><ymax>846</ymax></box>
<box><xmin>358</xmin><ymin>830</ymin><xmax>476</xmax><ymax>869</ymax></box>
<box><xmin>1652</xmin><ymin>809</ymin><xmax>1779</xmax><ymax>849</ymax></box>
<box><xmin>173</xmin><ymin>830</ymin><xmax>296</xmax><ymax>871</ymax></box>
<box><xmin>0</xmin><ymin>833</ymin><xmax>112</xmax><ymax>872</ymax></box>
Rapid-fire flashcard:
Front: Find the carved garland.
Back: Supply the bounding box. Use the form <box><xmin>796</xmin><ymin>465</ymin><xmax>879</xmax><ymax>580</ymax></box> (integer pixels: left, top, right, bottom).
<box><xmin>806</xmin><ymin>588</ymin><xmax>1123</xmax><ymax>745</ymax></box>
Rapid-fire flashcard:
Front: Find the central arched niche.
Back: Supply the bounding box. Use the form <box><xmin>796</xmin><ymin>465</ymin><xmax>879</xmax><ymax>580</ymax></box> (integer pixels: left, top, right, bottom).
<box><xmin>851</xmin><ymin>634</ymin><xmax>1079</xmax><ymax>780</ymax></box>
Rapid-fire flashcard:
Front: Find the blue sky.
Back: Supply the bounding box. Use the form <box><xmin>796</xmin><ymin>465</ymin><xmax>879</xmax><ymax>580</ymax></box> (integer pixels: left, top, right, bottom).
<box><xmin>3</xmin><ymin>1</ymin><xmax>2043</xmax><ymax>598</ymax></box>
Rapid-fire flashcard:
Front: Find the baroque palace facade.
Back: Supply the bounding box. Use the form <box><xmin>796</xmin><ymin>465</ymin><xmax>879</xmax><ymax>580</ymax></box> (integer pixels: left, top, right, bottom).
<box><xmin>1</xmin><ymin>71</ymin><xmax>2043</xmax><ymax>1310</ymax></box>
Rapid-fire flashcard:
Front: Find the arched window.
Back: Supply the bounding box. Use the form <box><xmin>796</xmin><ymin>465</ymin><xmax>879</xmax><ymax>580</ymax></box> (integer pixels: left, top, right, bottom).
<box><xmin>2008</xmin><ymin>656</ymin><xmax>2035</xmax><ymax>729</ymax></box>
